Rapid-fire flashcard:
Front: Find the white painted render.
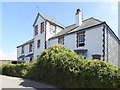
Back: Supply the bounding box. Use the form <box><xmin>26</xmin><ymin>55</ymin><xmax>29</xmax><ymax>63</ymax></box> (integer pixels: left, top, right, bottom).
<box><xmin>46</xmin><ymin>22</ymin><xmax>63</xmax><ymax>48</ymax></box>
<box><xmin>84</xmin><ymin>26</ymin><xmax>103</xmax><ymax>59</ymax></box>
<box><xmin>17</xmin><ymin>11</ymin><xmax>120</xmax><ymax>66</ymax></box>
<box><xmin>17</xmin><ymin>42</ymin><xmax>33</xmax><ymax>63</ymax></box>
<box><xmin>33</xmin><ymin>15</ymin><xmax>45</xmax><ymax>60</ymax></box>
<box><xmin>76</xmin><ymin>11</ymin><xmax>82</xmax><ymax>27</ymax></box>
<box><xmin>49</xmin><ymin>26</ymin><xmax>103</xmax><ymax>60</ymax></box>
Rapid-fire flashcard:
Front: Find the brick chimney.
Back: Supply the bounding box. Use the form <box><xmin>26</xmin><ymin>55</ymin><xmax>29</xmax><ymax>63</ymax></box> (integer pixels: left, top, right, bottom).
<box><xmin>76</xmin><ymin>9</ymin><xmax>82</xmax><ymax>27</ymax></box>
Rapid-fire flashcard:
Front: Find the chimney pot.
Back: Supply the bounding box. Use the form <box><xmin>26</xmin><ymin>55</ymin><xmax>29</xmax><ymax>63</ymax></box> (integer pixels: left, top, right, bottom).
<box><xmin>76</xmin><ymin>8</ymin><xmax>82</xmax><ymax>26</ymax></box>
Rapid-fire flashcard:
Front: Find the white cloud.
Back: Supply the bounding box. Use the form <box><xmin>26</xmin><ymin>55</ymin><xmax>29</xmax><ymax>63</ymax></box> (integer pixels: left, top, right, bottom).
<box><xmin>0</xmin><ymin>49</ymin><xmax>17</xmax><ymax>60</ymax></box>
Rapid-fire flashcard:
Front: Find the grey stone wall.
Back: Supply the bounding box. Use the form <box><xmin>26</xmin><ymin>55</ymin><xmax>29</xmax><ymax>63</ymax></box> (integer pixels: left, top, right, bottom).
<box><xmin>105</xmin><ymin>26</ymin><xmax>119</xmax><ymax>67</ymax></box>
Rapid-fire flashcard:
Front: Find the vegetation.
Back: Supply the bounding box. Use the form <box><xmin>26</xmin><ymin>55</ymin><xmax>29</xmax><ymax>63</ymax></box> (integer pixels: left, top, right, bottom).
<box><xmin>11</xmin><ymin>61</ymin><xmax>17</xmax><ymax>64</ymax></box>
<box><xmin>17</xmin><ymin>59</ymin><xmax>26</xmax><ymax>64</ymax></box>
<box><xmin>2</xmin><ymin>63</ymin><xmax>30</xmax><ymax>77</ymax></box>
<box><xmin>2</xmin><ymin>44</ymin><xmax>120</xmax><ymax>88</ymax></box>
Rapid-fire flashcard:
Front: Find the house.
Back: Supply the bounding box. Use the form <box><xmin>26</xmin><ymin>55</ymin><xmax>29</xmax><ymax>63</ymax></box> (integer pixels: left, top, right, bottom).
<box><xmin>17</xmin><ymin>9</ymin><xmax>120</xmax><ymax>66</ymax></box>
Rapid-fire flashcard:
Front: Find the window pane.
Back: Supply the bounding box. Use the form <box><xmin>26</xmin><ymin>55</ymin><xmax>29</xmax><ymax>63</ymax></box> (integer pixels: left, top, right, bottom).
<box><xmin>78</xmin><ymin>34</ymin><xmax>85</xmax><ymax>47</ymax></box>
<box><xmin>59</xmin><ymin>39</ymin><xmax>64</xmax><ymax>44</ymax></box>
<box><xmin>50</xmin><ymin>25</ymin><xmax>55</xmax><ymax>33</ymax></box>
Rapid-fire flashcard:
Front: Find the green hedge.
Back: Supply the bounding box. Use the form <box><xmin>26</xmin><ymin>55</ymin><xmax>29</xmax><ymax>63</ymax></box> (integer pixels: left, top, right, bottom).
<box><xmin>2</xmin><ymin>63</ymin><xmax>31</xmax><ymax>77</ymax></box>
<box><xmin>25</xmin><ymin>44</ymin><xmax>120</xmax><ymax>88</ymax></box>
<box><xmin>2</xmin><ymin>44</ymin><xmax>120</xmax><ymax>88</ymax></box>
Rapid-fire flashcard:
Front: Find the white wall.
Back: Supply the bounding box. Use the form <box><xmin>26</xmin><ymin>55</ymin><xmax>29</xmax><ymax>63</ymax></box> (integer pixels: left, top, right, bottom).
<box><xmin>17</xmin><ymin>42</ymin><xmax>34</xmax><ymax>63</ymax></box>
<box><xmin>64</xmin><ymin>34</ymin><xmax>76</xmax><ymax>50</ymax></box>
<box><xmin>46</xmin><ymin>22</ymin><xmax>63</xmax><ymax>48</ymax></box>
<box><xmin>48</xmin><ymin>26</ymin><xmax>104</xmax><ymax>60</ymax></box>
<box><xmin>84</xmin><ymin>26</ymin><xmax>103</xmax><ymax>59</ymax></box>
<box><xmin>33</xmin><ymin>15</ymin><xmax>45</xmax><ymax>60</ymax></box>
<box><xmin>48</xmin><ymin>38</ymin><xmax>58</xmax><ymax>47</ymax></box>
<box><xmin>33</xmin><ymin>15</ymin><xmax>63</xmax><ymax>60</ymax></box>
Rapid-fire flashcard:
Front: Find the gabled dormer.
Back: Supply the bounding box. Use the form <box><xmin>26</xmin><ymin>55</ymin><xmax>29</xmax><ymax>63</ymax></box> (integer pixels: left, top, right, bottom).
<box><xmin>33</xmin><ymin>12</ymin><xmax>64</xmax><ymax>37</ymax></box>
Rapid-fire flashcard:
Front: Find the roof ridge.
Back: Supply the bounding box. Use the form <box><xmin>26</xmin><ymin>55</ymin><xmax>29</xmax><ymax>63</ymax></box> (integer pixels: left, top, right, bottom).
<box><xmin>17</xmin><ymin>38</ymin><xmax>34</xmax><ymax>48</ymax></box>
<box><xmin>39</xmin><ymin>12</ymin><xmax>57</xmax><ymax>22</ymax></box>
<box><xmin>65</xmin><ymin>24</ymin><xmax>76</xmax><ymax>28</ymax></box>
<box><xmin>83</xmin><ymin>17</ymin><xmax>104</xmax><ymax>22</ymax></box>
<box><xmin>38</xmin><ymin>12</ymin><xmax>64</xmax><ymax>28</ymax></box>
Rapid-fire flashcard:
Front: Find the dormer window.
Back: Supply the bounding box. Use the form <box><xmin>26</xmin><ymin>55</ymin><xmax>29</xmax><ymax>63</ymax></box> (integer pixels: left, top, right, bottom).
<box><xmin>40</xmin><ymin>22</ymin><xmax>44</xmax><ymax>33</ymax></box>
<box><xmin>50</xmin><ymin>24</ymin><xmax>56</xmax><ymax>33</ymax></box>
<box><xmin>35</xmin><ymin>25</ymin><xmax>38</xmax><ymax>36</ymax></box>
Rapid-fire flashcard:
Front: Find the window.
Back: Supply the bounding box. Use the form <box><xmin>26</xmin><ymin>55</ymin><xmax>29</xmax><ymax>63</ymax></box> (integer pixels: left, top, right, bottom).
<box><xmin>37</xmin><ymin>55</ymin><xmax>39</xmax><ymax>59</ymax></box>
<box><xmin>21</xmin><ymin>46</ymin><xmax>24</xmax><ymax>54</ymax></box>
<box><xmin>30</xmin><ymin>57</ymin><xmax>32</xmax><ymax>62</ymax></box>
<box><xmin>29</xmin><ymin>44</ymin><xmax>32</xmax><ymax>52</ymax></box>
<box><xmin>35</xmin><ymin>25</ymin><xmax>38</xmax><ymax>36</ymax></box>
<box><xmin>37</xmin><ymin>40</ymin><xmax>40</xmax><ymax>48</ymax></box>
<box><xmin>77</xmin><ymin>32</ymin><xmax>85</xmax><ymax>47</ymax></box>
<box><xmin>50</xmin><ymin>24</ymin><xmax>56</xmax><ymax>33</ymax></box>
<box><xmin>41</xmin><ymin>22</ymin><xmax>44</xmax><ymax>33</ymax></box>
<box><xmin>92</xmin><ymin>54</ymin><xmax>101</xmax><ymax>60</ymax></box>
<box><xmin>58</xmin><ymin>37</ymin><xmax>64</xmax><ymax>45</ymax></box>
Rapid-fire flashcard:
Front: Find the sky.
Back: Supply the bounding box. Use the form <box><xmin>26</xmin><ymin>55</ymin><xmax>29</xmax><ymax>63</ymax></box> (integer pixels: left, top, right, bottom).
<box><xmin>1</xmin><ymin>1</ymin><xmax>118</xmax><ymax>60</ymax></box>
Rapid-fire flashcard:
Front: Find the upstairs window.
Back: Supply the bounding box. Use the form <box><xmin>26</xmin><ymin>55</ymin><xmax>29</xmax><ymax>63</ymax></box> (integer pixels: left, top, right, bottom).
<box><xmin>29</xmin><ymin>43</ymin><xmax>32</xmax><ymax>52</ymax></box>
<box><xmin>37</xmin><ymin>40</ymin><xmax>40</xmax><ymax>48</ymax></box>
<box><xmin>77</xmin><ymin>32</ymin><xmax>85</xmax><ymax>47</ymax></box>
<box><xmin>21</xmin><ymin>46</ymin><xmax>24</xmax><ymax>54</ymax></box>
<box><xmin>40</xmin><ymin>22</ymin><xmax>44</xmax><ymax>33</ymax></box>
<box><xmin>35</xmin><ymin>25</ymin><xmax>38</xmax><ymax>36</ymax></box>
<box><xmin>50</xmin><ymin>24</ymin><xmax>56</xmax><ymax>33</ymax></box>
<box><xmin>58</xmin><ymin>37</ymin><xmax>64</xmax><ymax>45</ymax></box>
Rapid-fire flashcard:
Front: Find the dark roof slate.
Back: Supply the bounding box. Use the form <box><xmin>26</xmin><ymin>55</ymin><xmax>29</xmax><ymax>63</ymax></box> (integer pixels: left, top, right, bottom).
<box><xmin>50</xmin><ymin>17</ymin><xmax>104</xmax><ymax>39</ymax></box>
<box><xmin>17</xmin><ymin>39</ymin><xmax>34</xmax><ymax>48</ymax></box>
<box><xmin>38</xmin><ymin>12</ymin><xmax>64</xmax><ymax>28</ymax></box>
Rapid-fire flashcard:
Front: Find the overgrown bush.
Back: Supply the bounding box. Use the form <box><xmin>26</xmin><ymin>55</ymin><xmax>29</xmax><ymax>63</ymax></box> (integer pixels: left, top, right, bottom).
<box><xmin>2</xmin><ymin>63</ymin><xmax>30</xmax><ymax>77</ymax></box>
<box><xmin>11</xmin><ymin>61</ymin><xmax>17</xmax><ymax>64</ymax></box>
<box><xmin>17</xmin><ymin>60</ymin><xmax>26</xmax><ymax>64</ymax></box>
<box><xmin>25</xmin><ymin>44</ymin><xmax>120</xmax><ymax>88</ymax></box>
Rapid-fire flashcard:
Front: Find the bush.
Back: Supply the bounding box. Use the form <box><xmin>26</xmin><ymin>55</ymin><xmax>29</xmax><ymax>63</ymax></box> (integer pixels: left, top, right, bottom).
<box><xmin>11</xmin><ymin>61</ymin><xmax>17</xmax><ymax>64</ymax></box>
<box><xmin>25</xmin><ymin>44</ymin><xmax>120</xmax><ymax>88</ymax></box>
<box><xmin>17</xmin><ymin>60</ymin><xmax>26</xmax><ymax>64</ymax></box>
<box><xmin>2</xmin><ymin>63</ymin><xmax>30</xmax><ymax>77</ymax></box>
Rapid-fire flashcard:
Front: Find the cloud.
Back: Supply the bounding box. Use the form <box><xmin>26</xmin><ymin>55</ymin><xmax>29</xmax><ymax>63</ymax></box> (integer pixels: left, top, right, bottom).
<box><xmin>0</xmin><ymin>49</ymin><xmax>17</xmax><ymax>60</ymax></box>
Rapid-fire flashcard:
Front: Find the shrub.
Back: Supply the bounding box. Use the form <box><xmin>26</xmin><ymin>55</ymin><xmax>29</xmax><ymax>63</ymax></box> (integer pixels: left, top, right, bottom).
<box><xmin>17</xmin><ymin>60</ymin><xmax>26</xmax><ymax>64</ymax></box>
<box><xmin>2</xmin><ymin>63</ymin><xmax>30</xmax><ymax>77</ymax></box>
<box><xmin>11</xmin><ymin>61</ymin><xmax>17</xmax><ymax>64</ymax></box>
<box><xmin>25</xmin><ymin>44</ymin><xmax>120</xmax><ymax>88</ymax></box>
<box><xmin>2</xmin><ymin>44</ymin><xmax>120</xmax><ymax>88</ymax></box>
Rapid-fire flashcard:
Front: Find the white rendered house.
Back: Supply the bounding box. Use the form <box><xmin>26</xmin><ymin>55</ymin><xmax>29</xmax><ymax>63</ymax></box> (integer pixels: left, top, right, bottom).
<box><xmin>17</xmin><ymin>9</ymin><xmax>120</xmax><ymax>66</ymax></box>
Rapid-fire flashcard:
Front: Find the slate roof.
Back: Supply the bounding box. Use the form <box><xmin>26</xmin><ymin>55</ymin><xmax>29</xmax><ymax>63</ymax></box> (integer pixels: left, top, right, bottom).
<box><xmin>17</xmin><ymin>39</ymin><xmax>34</xmax><ymax>48</ymax></box>
<box><xmin>38</xmin><ymin>12</ymin><xmax>64</xmax><ymax>28</ymax></box>
<box><xmin>50</xmin><ymin>17</ymin><xmax>105</xmax><ymax>39</ymax></box>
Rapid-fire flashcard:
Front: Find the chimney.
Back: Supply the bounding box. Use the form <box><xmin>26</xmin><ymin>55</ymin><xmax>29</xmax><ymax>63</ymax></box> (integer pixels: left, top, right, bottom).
<box><xmin>76</xmin><ymin>9</ymin><xmax>82</xmax><ymax>27</ymax></box>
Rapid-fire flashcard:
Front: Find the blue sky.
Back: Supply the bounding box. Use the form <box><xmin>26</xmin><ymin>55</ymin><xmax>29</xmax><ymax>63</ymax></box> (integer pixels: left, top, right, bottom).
<box><xmin>1</xmin><ymin>2</ymin><xmax>118</xmax><ymax>60</ymax></box>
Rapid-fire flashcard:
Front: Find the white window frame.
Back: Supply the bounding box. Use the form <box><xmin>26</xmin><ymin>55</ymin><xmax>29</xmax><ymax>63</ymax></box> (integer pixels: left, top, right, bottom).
<box><xmin>50</xmin><ymin>24</ymin><xmax>56</xmax><ymax>33</ymax></box>
<box><xmin>78</xmin><ymin>34</ymin><xmax>85</xmax><ymax>47</ymax></box>
<box><xmin>58</xmin><ymin>38</ymin><xmax>64</xmax><ymax>45</ymax></box>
